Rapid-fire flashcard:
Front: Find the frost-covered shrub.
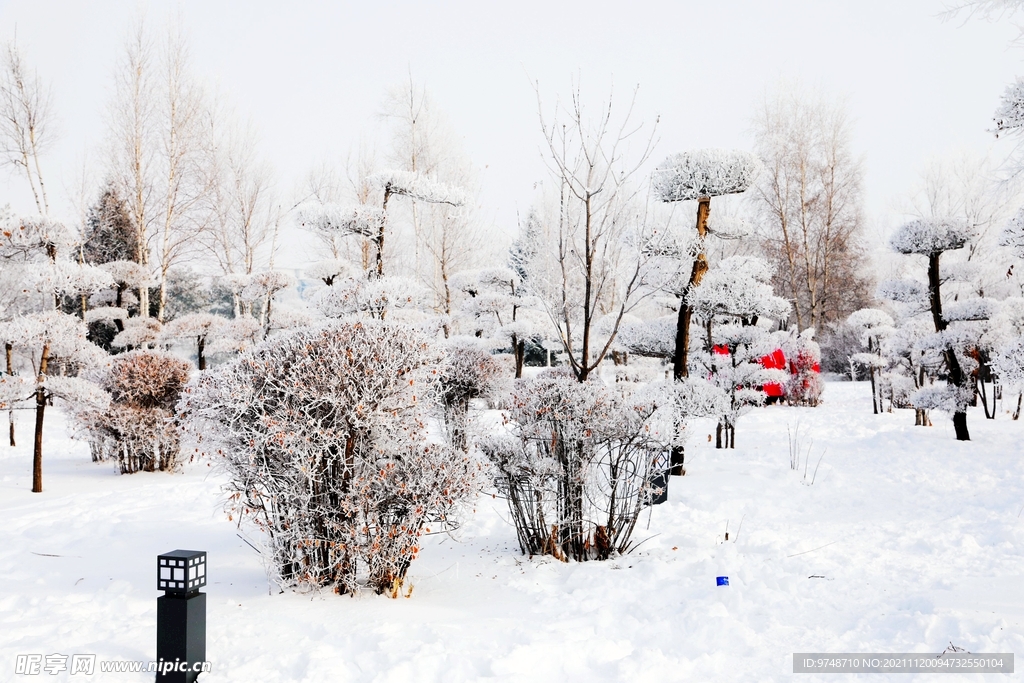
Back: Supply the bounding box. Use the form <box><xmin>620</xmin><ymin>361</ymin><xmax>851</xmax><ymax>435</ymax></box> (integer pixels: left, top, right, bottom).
<box><xmin>75</xmin><ymin>351</ymin><xmax>191</xmax><ymax>473</ymax></box>
<box><xmin>437</xmin><ymin>340</ymin><xmax>506</xmax><ymax>452</ymax></box>
<box><xmin>782</xmin><ymin>329</ymin><xmax>823</xmax><ymax>406</ymax></box>
<box><xmin>180</xmin><ymin>321</ymin><xmax>479</xmax><ymax>596</ymax></box>
<box><xmin>312</xmin><ymin>275</ymin><xmax>427</xmax><ymax>320</ymax></box>
<box><xmin>481</xmin><ymin>372</ymin><xmax>715</xmax><ymax>561</ymax></box>
<box><xmin>616</xmin><ymin>316</ymin><xmax>675</xmax><ymax>359</ymax></box>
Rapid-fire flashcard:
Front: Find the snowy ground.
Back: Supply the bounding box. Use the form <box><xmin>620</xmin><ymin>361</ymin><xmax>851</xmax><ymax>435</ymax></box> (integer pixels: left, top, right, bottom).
<box><xmin>2</xmin><ymin>381</ymin><xmax>1023</xmax><ymax>682</ymax></box>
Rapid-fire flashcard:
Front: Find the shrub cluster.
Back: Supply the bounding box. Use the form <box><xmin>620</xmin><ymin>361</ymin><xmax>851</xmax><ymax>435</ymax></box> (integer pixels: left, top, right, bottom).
<box><xmin>75</xmin><ymin>351</ymin><xmax>191</xmax><ymax>474</ymax></box>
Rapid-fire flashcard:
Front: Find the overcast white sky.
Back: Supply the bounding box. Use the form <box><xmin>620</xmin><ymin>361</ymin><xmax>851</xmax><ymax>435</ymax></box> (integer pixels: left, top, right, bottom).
<box><xmin>0</xmin><ymin>0</ymin><xmax>1021</xmax><ymax>267</ymax></box>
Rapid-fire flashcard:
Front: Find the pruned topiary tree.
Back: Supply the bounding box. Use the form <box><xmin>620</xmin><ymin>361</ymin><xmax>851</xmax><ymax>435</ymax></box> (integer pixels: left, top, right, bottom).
<box><xmin>890</xmin><ymin>218</ymin><xmax>976</xmax><ymax>440</ymax></box>
<box><xmin>652</xmin><ymin>149</ymin><xmax>760</xmax><ymax>470</ymax></box>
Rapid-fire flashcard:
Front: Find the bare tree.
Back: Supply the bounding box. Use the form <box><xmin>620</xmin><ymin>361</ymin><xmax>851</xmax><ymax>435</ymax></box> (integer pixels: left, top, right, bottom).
<box><xmin>380</xmin><ymin>78</ymin><xmax>487</xmax><ymax>328</ymax></box>
<box><xmin>107</xmin><ymin>20</ymin><xmax>212</xmax><ymax>321</ymax></box>
<box><xmin>0</xmin><ymin>41</ymin><xmax>55</xmax><ymax>215</ymax></box>
<box><xmin>108</xmin><ymin>21</ymin><xmax>156</xmax><ymax>316</ymax></box>
<box><xmin>153</xmin><ymin>25</ymin><xmax>212</xmax><ymax>321</ymax></box>
<box><xmin>380</xmin><ymin>76</ymin><xmax>450</xmax><ymax>272</ymax></box>
<box><xmin>752</xmin><ymin>85</ymin><xmax>872</xmax><ymax>332</ymax></box>
<box><xmin>206</xmin><ymin>113</ymin><xmax>279</xmax><ymax>281</ymax></box>
<box><xmin>533</xmin><ymin>82</ymin><xmax>657</xmax><ymax>382</ymax></box>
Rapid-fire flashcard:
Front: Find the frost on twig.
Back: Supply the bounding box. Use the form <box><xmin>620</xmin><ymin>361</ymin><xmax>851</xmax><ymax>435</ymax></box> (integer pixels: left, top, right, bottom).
<box><xmin>370</xmin><ymin>169</ymin><xmax>466</xmax><ymax>206</ymax></box>
<box><xmin>298</xmin><ymin>203</ymin><xmax>385</xmax><ymax>238</ymax></box>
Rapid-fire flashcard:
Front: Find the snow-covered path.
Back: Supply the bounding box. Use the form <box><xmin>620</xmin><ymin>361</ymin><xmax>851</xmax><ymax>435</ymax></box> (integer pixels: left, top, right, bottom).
<box><xmin>2</xmin><ymin>382</ymin><xmax>1022</xmax><ymax>681</ymax></box>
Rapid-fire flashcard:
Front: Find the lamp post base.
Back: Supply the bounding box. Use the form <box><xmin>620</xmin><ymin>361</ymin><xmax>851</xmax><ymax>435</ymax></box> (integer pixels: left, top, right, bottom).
<box><xmin>156</xmin><ymin>592</ymin><xmax>206</xmax><ymax>682</ymax></box>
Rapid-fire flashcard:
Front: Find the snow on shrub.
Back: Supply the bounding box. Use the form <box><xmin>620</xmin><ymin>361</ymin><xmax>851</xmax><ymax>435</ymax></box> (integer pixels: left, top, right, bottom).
<box><xmin>111</xmin><ymin>317</ymin><xmax>162</xmax><ymax>350</ymax></box>
<box><xmin>180</xmin><ymin>320</ymin><xmax>480</xmax><ymax>596</ymax></box>
<box><xmin>942</xmin><ymin>297</ymin><xmax>998</xmax><ymax>322</ymax></box>
<box><xmin>437</xmin><ymin>339</ymin><xmax>506</xmax><ymax>452</ymax></box>
<box><xmin>781</xmin><ymin>328</ymin><xmax>823</xmax><ymax>407</ymax></box>
<box><xmin>616</xmin><ymin>316</ymin><xmax>675</xmax><ymax>359</ymax></box>
<box><xmin>73</xmin><ymin>351</ymin><xmax>191</xmax><ymax>473</ymax></box>
<box><xmin>312</xmin><ymin>276</ymin><xmax>428</xmax><ymax>320</ymax></box>
<box><xmin>481</xmin><ymin>371</ymin><xmax>719</xmax><ymax>561</ymax></box>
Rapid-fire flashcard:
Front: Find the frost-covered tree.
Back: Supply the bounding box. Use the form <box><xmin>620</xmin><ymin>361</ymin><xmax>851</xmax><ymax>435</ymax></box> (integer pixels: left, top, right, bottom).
<box><xmin>305</xmin><ymin>259</ymin><xmax>353</xmax><ymax>287</ymax></box>
<box><xmin>876</xmin><ymin>316</ymin><xmax>940</xmax><ymax>425</ymax></box>
<box><xmin>531</xmin><ymin>83</ymin><xmax>659</xmax><ymax>383</ymax></box>
<box><xmin>205</xmin><ymin>112</ymin><xmax>279</xmax><ymax>281</ymax></box>
<box><xmin>181</xmin><ymin>320</ymin><xmax>479</xmax><ymax>596</ymax></box>
<box><xmin>106</xmin><ymin>21</ymin><xmax>214</xmax><ymax>321</ymax></box>
<box><xmin>300</xmin><ymin>172</ymin><xmax>463</xmax><ymax>282</ymax></box>
<box><xmin>239</xmin><ymin>270</ymin><xmax>295</xmax><ymax>339</ymax></box>
<box><xmin>0</xmin><ymin>41</ymin><xmax>55</xmax><ymax>215</ymax></box>
<box><xmin>89</xmin><ymin>260</ymin><xmax>148</xmax><ymax>340</ymax></box>
<box><xmin>0</xmin><ymin>212</ymin><xmax>113</xmax><ymax>470</ymax></box>
<box><xmin>847</xmin><ymin>308</ymin><xmax>895</xmax><ymax>414</ymax></box>
<box><xmin>81</xmin><ymin>184</ymin><xmax>140</xmax><ymax>266</ymax></box>
<box><xmin>1</xmin><ymin>311</ymin><xmax>107</xmax><ymax>492</ymax></box>
<box><xmin>437</xmin><ymin>339</ymin><xmax>505</xmax><ymax>452</ymax></box>
<box><xmin>890</xmin><ymin>218</ymin><xmax>977</xmax><ymax>440</ymax></box>
<box><xmin>780</xmin><ymin>327</ymin><xmax>824</xmax><ymax>407</ymax></box>
<box><xmin>752</xmin><ymin>85</ymin><xmax>872</xmax><ymax>330</ymax></box>
<box><xmin>991</xmin><ymin>297</ymin><xmax>1024</xmax><ymax>418</ymax></box>
<box><xmin>652</xmin><ymin>149</ymin><xmax>761</xmax><ymax>382</ymax></box>
<box><xmin>451</xmin><ymin>267</ymin><xmax>543</xmax><ymax>377</ymax></box>
<box><xmin>688</xmin><ymin>256</ymin><xmax>790</xmax><ymax>447</ymax></box>
<box><xmin>311</xmin><ymin>274</ymin><xmax>428</xmax><ymax>322</ymax></box>
<box><xmin>379</xmin><ymin>78</ymin><xmax>490</xmax><ymax>329</ymax></box>
<box><xmin>160</xmin><ymin>313</ymin><xmax>225</xmax><ymax>370</ymax></box>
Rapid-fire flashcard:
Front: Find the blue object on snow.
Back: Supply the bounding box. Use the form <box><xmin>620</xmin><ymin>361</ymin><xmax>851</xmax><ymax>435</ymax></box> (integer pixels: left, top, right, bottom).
<box><xmin>716</xmin><ymin>576</ymin><xmax>729</xmax><ymax>586</ymax></box>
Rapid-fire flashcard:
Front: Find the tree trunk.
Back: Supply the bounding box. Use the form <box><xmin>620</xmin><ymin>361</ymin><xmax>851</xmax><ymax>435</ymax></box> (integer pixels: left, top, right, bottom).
<box><xmin>1014</xmin><ymin>393</ymin><xmax>1022</xmax><ymax>421</ymax></box>
<box><xmin>513</xmin><ymin>336</ymin><xmax>525</xmax><ymax>379</ymax></box>
<box><xmin>670</xmin><ymin>196</ymin><xmax>712</xmax><ymax>476</ymax></box>
<box><xmin>673</xmin><ymin>197</ymin><xmax>712</xmax><ymax>382</ymax></box>
<box><xmin>978</xmin><ymin>378</ymin><xmax>992</xmax><ymax>420</ymax></box>
<box><xmin>197</xmin><ymin>335</ymin><xmax>206</xmax><ymax>371</ymax></box>
<box><xmin>157</xmin><ymin>276</ymin><xmax>168</xmax><ymax>323</ymax></box>
<box><xmin>867</xmin><ymin>337</ymin><xmax>879</xmax><ymax>414</ymax></box>
<box><xmin>32</xmin><ymin>343</ymin><xmax>50</xmax><ymax>493</ymax></box>
<box><xmin>376</xmin><ymin>186</ymin><xmax>391</xmax><ymax>279</ymax></box>
<box><xmin>6</xmin><ymin>342</ymin><xmax>14</xmax><ymax>447</ymax></box>
<box><xmin>927</xmin><ymin>253</ymin><xmax>969</xmax><ymax>441</ymax></box>
<box><xmin>952</xmin><ymin>411</ymin><xmax>969</xmax><ymax>441</ymax></box>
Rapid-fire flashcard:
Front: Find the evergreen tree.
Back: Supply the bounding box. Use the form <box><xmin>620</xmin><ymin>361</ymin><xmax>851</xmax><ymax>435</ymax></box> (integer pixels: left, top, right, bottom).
<box><xmin>81</xmin><ymin>184</ymin><xmax>140</xmax><ymax>266</ymax></box>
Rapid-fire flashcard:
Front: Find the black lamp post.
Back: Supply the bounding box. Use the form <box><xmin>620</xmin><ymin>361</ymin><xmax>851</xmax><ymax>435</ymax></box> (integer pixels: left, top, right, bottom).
<box><xmin>156</xmin><ymin>550</ymin><xmax>207</xmax><ymax>682</ymax></box>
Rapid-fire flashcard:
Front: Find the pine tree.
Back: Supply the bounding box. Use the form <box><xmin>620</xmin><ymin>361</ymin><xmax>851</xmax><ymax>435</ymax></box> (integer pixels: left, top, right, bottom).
<box><xmin>81</xmin><ymin>184</ymin><xmax>140</xmax><ymax>266</ymax></box>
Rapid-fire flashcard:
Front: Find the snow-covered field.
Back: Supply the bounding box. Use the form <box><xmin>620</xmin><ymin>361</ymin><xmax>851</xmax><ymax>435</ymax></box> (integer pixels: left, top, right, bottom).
<box><xmin>2</xmin><ymin>381</ymin><xmax>1023</xmax><ymax>682</ymax></box>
